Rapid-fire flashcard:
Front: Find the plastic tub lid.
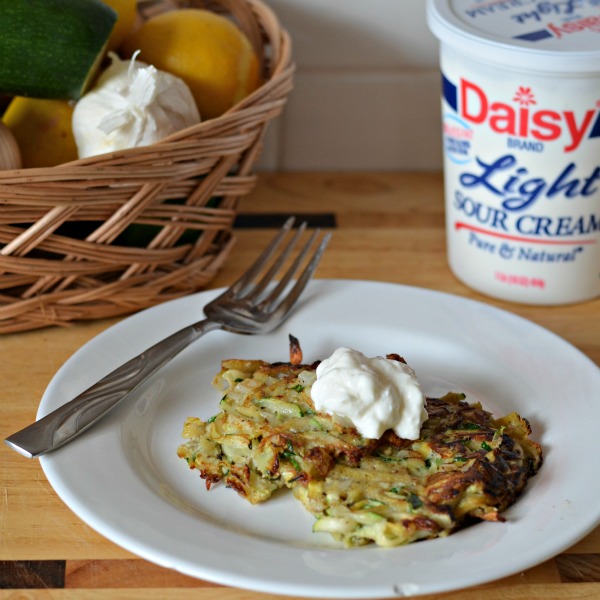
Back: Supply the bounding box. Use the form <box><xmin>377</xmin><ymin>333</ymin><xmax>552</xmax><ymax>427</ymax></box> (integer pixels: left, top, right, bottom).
<box><xmin>427</xmin><ymin>0</ymin><xmax>600</xmax><ymax>74</ymax></box>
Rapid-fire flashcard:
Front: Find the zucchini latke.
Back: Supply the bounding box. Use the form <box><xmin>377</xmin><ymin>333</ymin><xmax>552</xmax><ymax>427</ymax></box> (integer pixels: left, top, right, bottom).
<box><xmin>178</xmin><ymin>347</ymin><xmax>542</xmax><ymax>547</ymax></box>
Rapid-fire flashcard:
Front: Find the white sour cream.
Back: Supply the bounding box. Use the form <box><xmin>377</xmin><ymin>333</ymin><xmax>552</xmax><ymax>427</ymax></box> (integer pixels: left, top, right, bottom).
<box><xmin>310</xmin><ymin>347</ymin><xmax>428</xmax><ymax>440</ymax></box>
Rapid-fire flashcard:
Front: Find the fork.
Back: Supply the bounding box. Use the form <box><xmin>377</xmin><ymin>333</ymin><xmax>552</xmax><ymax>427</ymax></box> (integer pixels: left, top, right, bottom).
<box><xmin>5</xmin><ymin>217</ymin><xmax>331</xmax><ymax>459</ymax></box>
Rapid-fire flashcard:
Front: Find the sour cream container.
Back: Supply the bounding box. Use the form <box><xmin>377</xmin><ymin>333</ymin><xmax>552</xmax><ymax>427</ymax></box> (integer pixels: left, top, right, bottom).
<box><xmin>427</xmin><ymin>0</ymin><xmax>600</xmax><ymax>305</ymax></box>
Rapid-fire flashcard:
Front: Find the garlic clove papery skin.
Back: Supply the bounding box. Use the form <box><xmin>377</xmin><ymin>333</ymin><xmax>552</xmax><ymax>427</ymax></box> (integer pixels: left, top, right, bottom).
<box><xmin>72</xmin><ymin>52</ymin><xmax>201</xmax><ymax>159</ymax></box>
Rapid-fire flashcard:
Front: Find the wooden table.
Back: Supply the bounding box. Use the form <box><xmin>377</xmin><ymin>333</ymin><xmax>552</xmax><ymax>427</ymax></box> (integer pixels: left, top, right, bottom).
<box><xmin>2</xmin><ymin>172</ymin><xmax>599</xmax><ymax>599</ymax></box>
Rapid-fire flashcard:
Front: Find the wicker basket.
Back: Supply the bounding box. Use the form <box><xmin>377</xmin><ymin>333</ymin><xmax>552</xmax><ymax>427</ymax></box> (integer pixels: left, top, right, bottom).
<box><xmin>0</xmin><ymin>0</ymin><xmax>293</xmax><ymax>334</ymax></box>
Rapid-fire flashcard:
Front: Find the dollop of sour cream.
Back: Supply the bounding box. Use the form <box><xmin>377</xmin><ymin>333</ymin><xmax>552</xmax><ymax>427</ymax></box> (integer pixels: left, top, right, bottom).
<box><xmin>310</xmin><ymin>347</ymin><xmax>428</xmax><ymax>440</ymax></box>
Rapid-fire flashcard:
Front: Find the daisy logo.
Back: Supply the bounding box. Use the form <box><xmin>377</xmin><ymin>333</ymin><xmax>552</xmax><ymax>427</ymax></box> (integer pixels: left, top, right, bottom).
<box><xmin>443</xmin><ymin>76</ymin><xmax>600</xmax><ymax>152</ymax></box>
<box><xmin>513</xmin><ymin>86</ymin><xmax>536</xmax><ymax>107</ymax></box>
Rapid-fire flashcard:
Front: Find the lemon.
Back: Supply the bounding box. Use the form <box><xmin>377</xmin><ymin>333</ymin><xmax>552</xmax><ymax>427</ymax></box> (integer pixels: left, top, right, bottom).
<box><xmin>101</xmin><ymin>0</ymin><xmax>138</xmax><ymax>51</ymax></box>
<box><xmin>2</xmin><ymin>97</ymin><xmax>78</xmax><ymax>168</ymax></box>
<box><xmin>123</xmin><ymin>9</ymin><xmax>261</xmax><ymax>120</ymax></box>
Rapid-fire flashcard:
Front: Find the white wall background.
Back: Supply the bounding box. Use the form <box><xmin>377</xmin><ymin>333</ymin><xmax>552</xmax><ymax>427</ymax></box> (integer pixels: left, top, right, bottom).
<box><xmin>258</xmin><ymin>0</ymin><xmax>443</xmax><ymax>172</ymax></box>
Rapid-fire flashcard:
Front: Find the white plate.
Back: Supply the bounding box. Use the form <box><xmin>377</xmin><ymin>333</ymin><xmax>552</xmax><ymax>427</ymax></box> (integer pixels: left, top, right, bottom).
<box><xmin>39</xmin><ymin>279</ymin><xmax>600</xmax><ymax>598</ymax></box>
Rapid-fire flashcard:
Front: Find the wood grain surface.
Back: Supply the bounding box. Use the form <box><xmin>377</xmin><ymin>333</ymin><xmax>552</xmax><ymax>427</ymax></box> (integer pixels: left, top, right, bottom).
<box><xmin>2</xmin><ymin>172</ymin><xmax>599</xmax><ymax>599</ymax></box>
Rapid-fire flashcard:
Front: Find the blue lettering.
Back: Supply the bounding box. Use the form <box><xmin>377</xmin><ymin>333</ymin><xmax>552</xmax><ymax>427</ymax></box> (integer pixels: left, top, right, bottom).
<box><xmin>555</xmin><ymin>216</ymin><xmax>573</xmax><ymax>236</ymax></box>
<box><xmin>453</xmin><ymin>191</ymin><xmax>509</xmax><ymax>231</ymax></box>
<box><xmin>466</xmin><ymin>0</ymin><xmax>532</xmax><ymax>19</ymax></box>
<box><xmin>546</xmin><ymin>163</ymin><xmax>580</xmax><ymax>199</ymax></box>
<box><xmin>516</xmin><ymin>215</ymin><xmax>552</xmax><ymax>235</ymax></box>
<box><xmin>459</xmin><ymin>155</ymin><xmax>514</xmax><ymax>196</ymax></box>
<box><xmin>505</xmin><ymin>177</ymin><xmax>546</xmax><ymax>211</ymax></box>
<box><xmin>516</xmin><ymin>213</ymin><xmax>600</xmax><ymax>236</ymax></box>
<box><xmin>511</xmin><ymin>0</ymin><xmax>579</xmax><ymax>24</ymax></box>
<box><xmin>581</xmin><ymin>166</ymin><xmax>600</xmax><ymax>195</ymax></box>
<box><xmin>507</xmin><ymin>137</ymin><xmax>544</xmax><ymax>152</ymax></box>
<box><xmin>459</xmin><ymin>154</ymin><xmax>600</xmax><ymax>211</ymax></box>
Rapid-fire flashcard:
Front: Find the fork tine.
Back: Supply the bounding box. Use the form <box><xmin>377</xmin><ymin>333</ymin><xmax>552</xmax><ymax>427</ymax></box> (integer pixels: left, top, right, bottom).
<box><xmin>262</xmin><ymin>230</ymin><xmax>332</xmax><ymax>317</ymax></box>
<box><xmin>228</xmin><ymin>216</ymin><xmax>295</xmax><ymax>296</ymax></box>
<box><xmin>244</xmin><ymin>221</ymin><xmax>308</xmax><ymax>302</ymax></box>
<box><xmin>258</xmin><ymin>226</ymin><xmax>319</xmax><ymax>305</ymax></box>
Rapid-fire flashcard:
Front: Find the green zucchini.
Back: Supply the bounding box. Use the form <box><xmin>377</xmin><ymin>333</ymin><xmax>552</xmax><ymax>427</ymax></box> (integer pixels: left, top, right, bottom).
<box><xmin>258</xmin><ymin>398</ymin><xmax>304</xmax><ymax>418</ymax></box>
<box><xmin>0</xmin><ymin>0</ymin><xmax>116</xmax><ymax>100</ymax></box>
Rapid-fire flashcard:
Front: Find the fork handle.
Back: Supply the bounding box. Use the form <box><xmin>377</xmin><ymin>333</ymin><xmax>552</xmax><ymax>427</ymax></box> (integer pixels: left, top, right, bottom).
<box><xmin>5</xmin><ymin>318</ymin><xmax>223</xmax><ymax>458</ymax></box>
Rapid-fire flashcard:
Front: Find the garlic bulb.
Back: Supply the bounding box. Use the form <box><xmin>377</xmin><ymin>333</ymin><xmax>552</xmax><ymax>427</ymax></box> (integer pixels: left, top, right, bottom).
<box><xmin>72</xmin><ymin>52</ymin><xmax>200</xmax><ymax>158</ymax></box>
<box><xmin>0</xmin><ymin>122</ymin><xmax>22</xmax><ymax>170</ymax></box>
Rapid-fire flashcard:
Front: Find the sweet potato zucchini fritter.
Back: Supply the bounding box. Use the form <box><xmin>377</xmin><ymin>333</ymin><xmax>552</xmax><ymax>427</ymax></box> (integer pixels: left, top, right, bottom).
<box><xmin>178</xmin><ymin>357</ymin><xmax>542</xmax><ymax>547</ymax></box>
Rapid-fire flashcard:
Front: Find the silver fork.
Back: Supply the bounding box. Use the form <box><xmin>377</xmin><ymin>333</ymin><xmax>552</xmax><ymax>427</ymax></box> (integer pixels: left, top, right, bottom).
<box><xmin>5</xmin><ymin>217</ymin><xmax>331</xmax><ymax>459</ymax></box>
